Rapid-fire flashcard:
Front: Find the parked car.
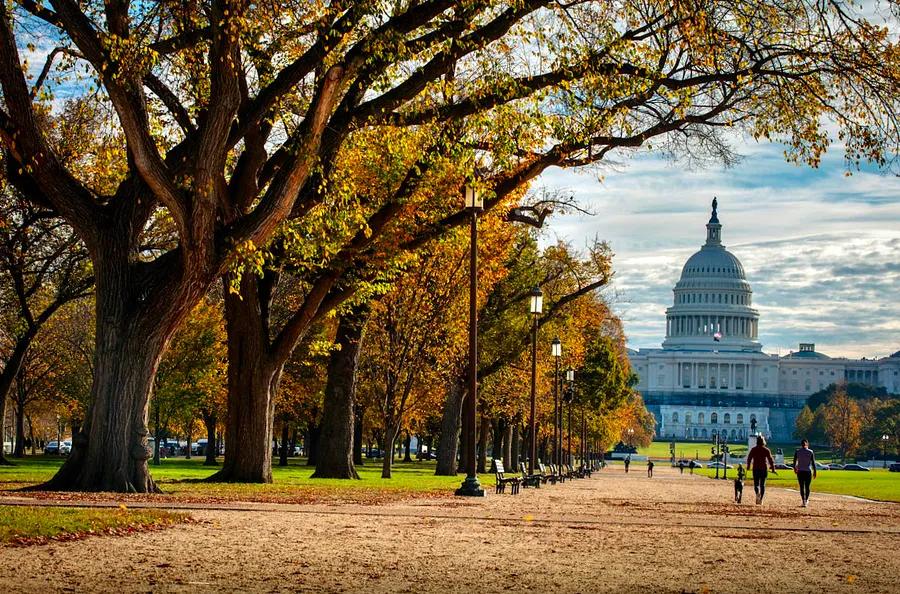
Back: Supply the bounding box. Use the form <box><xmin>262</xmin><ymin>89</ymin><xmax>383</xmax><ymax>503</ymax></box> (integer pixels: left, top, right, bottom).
<box><xmin>191</xmin><ymin>439</ymin><xmax>209</xmax><ymax>455</ymax></box>
<box><xmin>814</xmin><ymin>462</ymin><xmax>829</xmax><ymax>470</ymax></box>
<box><xmin>708</xmin><ymin>462</ymin><xmax>733</xmax><ymax>469</ymax></box>
<box><xmin>889</xmin><ymin>463</ymin><xmax>900</xmax><ymax>472</ymax></box>
<box><xmin>59</xmin><ymin>440</ymin><xmax>72</xmax><ymax>455</ymax></box>
<box><xmin>841</xmin><ymin>464</ymin><xmax>870</xmax><ymax>471</ymax></box>
<box><xmin>774</xmin><ymin>463</ymin><xmax>792</xmax><ymax>470</ymax></box>
<box><xmin>827</xmin><ymin>463</ymin><xmax>845</xmax><ymax>470</ymax></box>
<box><xmin>44</xmin><ymin>441</ymin><xmax>61</xmax><ymax>455</ymax></box>
<box><xmin>365</xmin><ymin>448</ymin><xmax>383</xmax><ymax>459</ymax></box>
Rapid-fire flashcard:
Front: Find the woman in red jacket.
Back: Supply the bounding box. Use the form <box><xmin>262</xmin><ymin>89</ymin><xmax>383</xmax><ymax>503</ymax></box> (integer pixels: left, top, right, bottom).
<box><xmin>746</xmin><ymin>435</ymin><xmax>776</xmax><ymax>505</ymax></box>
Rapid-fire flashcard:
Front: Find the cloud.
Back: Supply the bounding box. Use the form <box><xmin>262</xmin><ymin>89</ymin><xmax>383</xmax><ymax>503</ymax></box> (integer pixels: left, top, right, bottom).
<box><xmin>538</xmin><ymin>141</ymin><xmax>900</xmax><ymax>359</ymax></box>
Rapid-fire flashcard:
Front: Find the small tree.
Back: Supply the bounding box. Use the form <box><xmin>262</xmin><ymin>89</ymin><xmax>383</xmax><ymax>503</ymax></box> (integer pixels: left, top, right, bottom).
<box><xmin>793</xmin><ymin>405</ymin><xmax>815</xmax><ymax>441</ymax></box>
<box><xmin>823</xmin><ymin>384</ymin><xmax>863</xmax><ymax>462</ymax></box>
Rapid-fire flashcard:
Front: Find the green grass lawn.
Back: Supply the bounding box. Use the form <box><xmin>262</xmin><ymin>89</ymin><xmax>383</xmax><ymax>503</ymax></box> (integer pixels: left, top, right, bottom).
<box><xmin>0</xmin><ymin>456</ymin><xmax>495</xmax><ymax>502</ymax></box>
<box><xmin>0</xmin><ymin>505</ymin><xmax>185</xmax><ymax>544</ymax></box>
<box><xmin>693</xmin><ymin>466</ymin><xmax>900</xmax><ymax>503</ymax></box>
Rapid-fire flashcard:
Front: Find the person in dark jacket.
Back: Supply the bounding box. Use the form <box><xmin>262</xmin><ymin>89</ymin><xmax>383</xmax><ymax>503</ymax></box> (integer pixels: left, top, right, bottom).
<box><xmin>746</xmin><ymin>435</ymin><xmax>776</xmax><ymax>505</ymax></box>
<box><xmin>792</xmin><ymin>438</ymin><xmax>817</xmax><ymax>508</ymax></box>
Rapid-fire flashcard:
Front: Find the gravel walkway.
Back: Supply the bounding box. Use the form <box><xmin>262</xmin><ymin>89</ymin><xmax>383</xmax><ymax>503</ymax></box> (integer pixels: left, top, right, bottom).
<box><xmin>2</xmin><ymin>465</ymin><xmax>898</xmax><ymax>593</ymax></box>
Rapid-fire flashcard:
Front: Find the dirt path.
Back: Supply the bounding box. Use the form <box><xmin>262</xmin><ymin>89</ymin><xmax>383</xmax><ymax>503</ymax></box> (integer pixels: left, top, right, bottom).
<box><xmin>2</xmin><ymin>465</ymin><xmax>898</xmax><ymax>593</ymax></box>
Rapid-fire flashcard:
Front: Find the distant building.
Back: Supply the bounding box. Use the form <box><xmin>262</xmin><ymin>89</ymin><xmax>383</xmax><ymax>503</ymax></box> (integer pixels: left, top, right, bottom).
<box><xmin>628</xmin><ymin>199</ymin><xmax>900</xmax><ymax>442</ymax></box>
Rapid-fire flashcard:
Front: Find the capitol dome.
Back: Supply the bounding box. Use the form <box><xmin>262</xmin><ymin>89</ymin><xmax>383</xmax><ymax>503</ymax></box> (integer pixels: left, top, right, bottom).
<box><xmin>662</xmin><ymin>199</ymin><xmax>761</xmax><ymax>352</ymax></box>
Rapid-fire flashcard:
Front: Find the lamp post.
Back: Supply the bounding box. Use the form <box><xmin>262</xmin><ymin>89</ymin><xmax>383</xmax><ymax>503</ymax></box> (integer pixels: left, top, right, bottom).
<box><xmin>456</xmin><ymin>186</ymin><xmax>485</xmax><ymax>497</ymax></box>
<box><xmin>580</xmin><ymin>400</ymin><xmax>586</xmax><ymax>470</ymax></box>
<box><xmin>714</xmin><ymin>433</ymin><xmax>720</xmax><ymax>480</ymax></box>
<box><xmin>551</xmin><ymin>337</ymin><xmax>561</xmax><ymax>467</ymax></box>
<box><xmin>565</xmin><ymin>369</ymin><xmax>574</xmax><ymax>467</ymax></box>
<box><xmin>883</xmin><ymin>434</ymin><xmax>890</xmax><ymax>469</ymax></box>
<box><xmin>527</xmin><ymin>285</ymin><xmax>543</xmax><ymax>474</ymax></box>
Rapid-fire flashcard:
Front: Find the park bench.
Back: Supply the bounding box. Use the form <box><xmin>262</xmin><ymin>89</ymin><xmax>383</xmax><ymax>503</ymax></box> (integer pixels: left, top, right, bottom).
<box><xmin>564</xmin><ymin>463</ymin><xmax>581</xmax><ymax>479</ymax></box>
<box><xmin>537</xmin><ymin>462</ymin><xmax>559</xmax><ymax>484</ymax></box>
<box><xmin>549</xmin><ymin>464</ymin><xmax>566</xmax><ymax>483</ymax></box>
<box><xmin>493</xmin><ymin>460</ymin><xmax>521</xmax><ymax>495</ymax></box>
<box><xmin>580</xmin><ymin>464</ymin><xmax>592</xmax><ymax>478</ymax></box>
<box><xmin>519</xmin><ymin>462</ymin><xmax>542</xmax><ymax>488</ymax></box>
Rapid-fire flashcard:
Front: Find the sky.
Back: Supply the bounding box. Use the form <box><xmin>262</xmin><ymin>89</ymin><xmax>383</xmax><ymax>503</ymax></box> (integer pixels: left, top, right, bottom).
<box><xmin>535</xmin><ymin>140</ymin><xmax>900</xmax><ymax>360</ymax></box>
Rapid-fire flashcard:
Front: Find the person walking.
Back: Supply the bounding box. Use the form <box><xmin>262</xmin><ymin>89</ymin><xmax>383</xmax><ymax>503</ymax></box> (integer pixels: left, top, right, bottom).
<box><xmin>647</xmin><ymin>459</ymin><xmax>654</xmax><ymax>478</ymax></box>
<box><xmin>746</xmin><ymin>435</ymin><xmax>776</xmax><ymax>505</ymax></box>
<box><xmin>624</xmin><ymin>455</ymin><xmax>631</xmax><ymax>473</ymax></box>
<box><xmin>792</xmin><ymin>438</ymin><xmax>817</xmax><ymax>507</ymax></box>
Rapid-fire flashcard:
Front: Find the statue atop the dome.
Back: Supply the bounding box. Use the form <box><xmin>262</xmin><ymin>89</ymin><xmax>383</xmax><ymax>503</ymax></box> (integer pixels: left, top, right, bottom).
<box><xmin>708</xmin><ymin>196</ymin><xmax>720</xmax><ymax>224</ymax></box>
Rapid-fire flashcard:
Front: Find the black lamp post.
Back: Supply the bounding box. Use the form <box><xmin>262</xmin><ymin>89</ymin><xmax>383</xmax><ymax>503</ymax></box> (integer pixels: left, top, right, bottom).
<box><xmin>580</xmin><ymin>401</ymin><xmax>586</xmax><ymax>470</ymax></box>
<box><xmin>723</xmin><ymin>442</ymin><xmax>729</xmax><ymax>480</ymax></box>
<box><xmin>551</xmin><ymin>337</ymin><xmax>561</xmax><ymax>467</ymax></box>
<box><xmin>456</xmin><ymin>186</ymin><xmax>485</xmax><ymax>497</ymax></box>
<box><xmin>565</xmin><ymin>368</ymin><xmax>574</xmax><ymax>466</ymax></box>
<box><xmin>883</xmin><ymin>434</ymin><xmax>890</xmax><ymax>469</ymax></box>
<box><xmin>714</xmin><ymin>433</ymin><xmax>720</xmax><ymax>480</ymax></box>
<box><xmin>527</xmin><ymin>285</ymin><xmax>543</xmax><ymax>474</ymax></box>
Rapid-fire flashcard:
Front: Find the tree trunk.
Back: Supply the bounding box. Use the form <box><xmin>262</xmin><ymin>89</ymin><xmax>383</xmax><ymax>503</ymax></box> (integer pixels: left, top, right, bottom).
<box><xmin>13</xmin><ymin>374</ymin><xmax>25</xmax><ymax>458</ymax></box>
<box><xmin>435</xmin><ymin>378</ymin><xmax>465</xmax><ymax>475</ymax></box>
<box><xmin>353</xmin><ymin>405</ymin><xmax>364</xmax><ymax>466</ymax></box>
<box><xmin>185</xmin><ymin>425</ymin><xmax>192</xmax><ymax>459</ymax></box>
<box><xmin>403</xmin><ymin>431</ymin><xmax>412</xmax><ymax>463</ymax></box>
<box><xmin>152</xmin><ymin>400</ymin><xmax>161</xmax><ymax>466</ymax></box>
<box><xmin>203</xmin><ymin>411</ymin><xmax>218</xmax><ymax>466</ymax></box>
<box><xmin>511</xmin><ymin>424</ymin><xmax>520</xmax><ymax>468</ymax></box>
<box><xmin>502</xmin><ymin>421</ymin><xmax>512</xmax><ymax>469</ymax></box>
<box><xmin>0</xmin><ymin>333</ymin><xmax>34</xmax><ymax>465</ymax></box>
<box><xmin>313</xmin><ymin>306</ymin><xmax>368</xmax><ymax>479</ymax></box>
<box><xmin>476</xmin><ymin>414</ymin><xmax>488</xmax><ymax>474</ymax></box>
<box><xmin>211</xmin><ymin>274</ymin><xmax>279</xmax><ymax>483</ymax></box>
<box><xmin>382</xmin><ymin>425</ymin><xmax>400</xmax><ymax>479</ymax></box>
<box><xmin>279</xmin><ymin>421</ymin><xmax>289</xmax><ymax>467</ymax></box>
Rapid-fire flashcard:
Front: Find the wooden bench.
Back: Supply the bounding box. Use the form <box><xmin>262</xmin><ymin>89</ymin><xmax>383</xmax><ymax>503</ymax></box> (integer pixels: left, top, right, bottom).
<box><xmin>548</xmin><ymin>464</ymin><xmax>566</xmax><ymax>483</ymax></box>
<box><xmin>493</xmin><ymin>460</ymin><xmax>521</xmax><ymax>495</ymax></box>
<box><xmin>519</xmin><ymin>462</ymin><xmax>542</xmax><ymax>488</ymax></box>
<box><xmin>537</xmin><ymin>462</ymin><xmax>558</xmax><ymax>484</ymax></box>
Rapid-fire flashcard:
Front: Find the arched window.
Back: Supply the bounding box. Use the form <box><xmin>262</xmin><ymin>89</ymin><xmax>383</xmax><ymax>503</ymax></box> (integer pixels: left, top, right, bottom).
<box><xmin>731</xmin><ymin>429</ymin><xmax>737</xmax><ymax>439</ymax></box>
<box><xmin>693</xmin><ymin>428</ymin><xmax>698</xmax><ymax>437</ymax></box>
<box><xmin>710</xmin><ymin>412</ymin><xmax>718</xmax><ymax>424</ymax></box>
<box><xmin>672</xmin><ymin>412</ymin><xmax>679</xmax><ymax>423</ymax></box>
<box><xmin>698</xmin><ymin>412</ymin><xmax>705</xmax><ymax>424</ymax></box>
<box><xmin>685</xmin><ymin>413</ymin><xmax>692</xmax><ymax>425</ymax></box>
<box><xmin>737</xmin><ymin>413</ymin><xmax>744</xmax><ymax>425</ymax></box>
<box><xmin>724</xmin><ymin>413</ymin><xmax>731</xmax><ymax>424</ymax></box>
<box><xmin>701</xmin><ymin>428</ymin><xmax>708</xmax><ymax>438</ymax></box>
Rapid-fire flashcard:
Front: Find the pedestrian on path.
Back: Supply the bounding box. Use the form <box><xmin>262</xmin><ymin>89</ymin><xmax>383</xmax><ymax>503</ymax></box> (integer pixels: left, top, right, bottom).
<box><xmin>734</xmin><ymin>464</ymin><xmax>745</xmax><ymax>503</ymax></box>
<box><xmin>746</xmin><ymin>435</ymin><xmax>776</xmax><ymax>505</ymax></box>
<box><xmin>792</xmin><ymin>438</ymin><xmax>817</xmax><ymax>507</ymax></box>
<box><xmin>647</xmin><ymin>459</ymin><xmax>654</xmax><ymax>478</ymax></box>
<box><xmin>624</xmin><ymin>455</ymin><xmax>631</xmax><ymax>473</ymax></box>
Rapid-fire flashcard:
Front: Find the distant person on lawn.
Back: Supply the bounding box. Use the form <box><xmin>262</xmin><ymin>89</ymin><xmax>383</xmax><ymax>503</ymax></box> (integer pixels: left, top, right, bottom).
<box><xmin>647</xmin><ymin>459</ymin><xmax>654</xmax><ymax>478</ymax></box>
<box><xmin>792</xmin><ymin>438</ymin><xmax>817</xmax><ymax>508</ymax></box>
<box><xmin>624</xmin><ymin>455</ymin><xmax>631</xmax><ymax>473</ymax></box>
<box><xmin>746</xmin><ymin>435</ymin><xmax>777</xmax><ymax>505</ymax></box>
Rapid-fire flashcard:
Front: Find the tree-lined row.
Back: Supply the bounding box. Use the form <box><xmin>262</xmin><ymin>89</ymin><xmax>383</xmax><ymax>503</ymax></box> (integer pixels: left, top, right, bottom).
<box><xmin>0</xmin><ymin>1</ymin><xmax>897</xmax><ymax>491</ymax></box>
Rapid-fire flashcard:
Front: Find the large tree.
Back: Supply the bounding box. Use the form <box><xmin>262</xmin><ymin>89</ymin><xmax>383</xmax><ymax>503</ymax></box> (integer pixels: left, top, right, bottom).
<box><xmin>2</xmin><ymin>1</ymin><xmax>897</xmax><ymax>491</ymax></box>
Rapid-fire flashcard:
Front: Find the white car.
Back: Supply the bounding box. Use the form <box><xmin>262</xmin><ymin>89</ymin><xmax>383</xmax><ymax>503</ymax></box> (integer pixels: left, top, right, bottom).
<box><xmin>708</xmin><ymin>462</ymin><xmax>733</xmax><ymax>469</ymax></box>
<box><xmin>59</xmin><ymin>440</ymin><xmax>72</xmax><ymax>455</ymax></box>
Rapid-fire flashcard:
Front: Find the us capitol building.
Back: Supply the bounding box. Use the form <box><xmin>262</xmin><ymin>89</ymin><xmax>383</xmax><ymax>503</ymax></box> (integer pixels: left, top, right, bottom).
<box><xmin>627</xmin><ymin>199</ymin><xmax>900</xmax><ymax>443</ymax></box>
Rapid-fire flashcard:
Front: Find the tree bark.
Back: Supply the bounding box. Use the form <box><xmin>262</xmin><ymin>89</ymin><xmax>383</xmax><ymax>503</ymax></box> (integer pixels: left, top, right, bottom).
<box><xmin>491</xmin><ymin>418</ymin><xmax>504</xmax><ymax>468</ymax></box>
<box><xmin>403</xmin><ymin>431</ymin><xmax>412</xmax><ymax>463</ymax></box>
<box><xmin>0</xmin><ymin>333</ymin><xmax>34</xmax><ymax>464</ymax></box>
<box><xmin>382</xmin><ymin>425</ymin><xmax>400</xmax><ymax>478</ymax></box>
<box><xmin>511</xmin><ymin>424</ymin><xmax>520</xmax><ymax>468</ymax></box>
<box><xmin>434</xmin><ymin>378</ymin><xmax>465</xmax><ymax>476</ymax></box>
<box><xmin>202</xmin><ymin>411</ymin><xmax>218</xmax><ymax>466</ymax></box>
<box><xmin>313</xmin><ymin>306</ymin><xmax>368</xmax><ymax>479</ymax></box>
<box><xmin>502</xmin><ymin>421</ymin><xmax>512</xmax><ymax>469</ymax></box>
<box><xmin>13</xmin><ymin>372</ymin><xmax>25</xmax><ymax>458</ymax></box>
<box><xmin>210</xmin><ymin>275</ymin><xmax>279</xmax><ymax>483</ymax></box>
